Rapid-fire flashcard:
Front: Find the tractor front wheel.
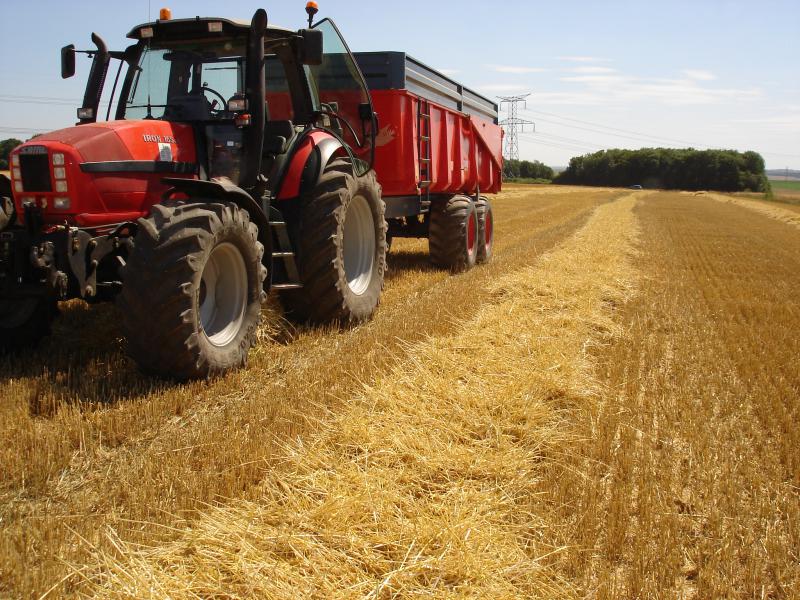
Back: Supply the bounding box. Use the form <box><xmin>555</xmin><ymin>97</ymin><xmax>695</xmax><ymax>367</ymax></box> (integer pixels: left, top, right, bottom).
<box><xmin>118</xmin><ymin>202</ymin><xmax>266</xmax><ymax>380</ymax></box>
<box><xmin>0</xmin><ymin>295</ymin><xmax>57</xmax><ymax>354</ymax></box>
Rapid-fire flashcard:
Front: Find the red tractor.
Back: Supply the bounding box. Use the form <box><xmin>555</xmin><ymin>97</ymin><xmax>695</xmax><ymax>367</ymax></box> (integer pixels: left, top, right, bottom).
<box><xmin>0</xmin><ymin>5</ymin><xmax>501</xmax><ymax>380</ymax></box>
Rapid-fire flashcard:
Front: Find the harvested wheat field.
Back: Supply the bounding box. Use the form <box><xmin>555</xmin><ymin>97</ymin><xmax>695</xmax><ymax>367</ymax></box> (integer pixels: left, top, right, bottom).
<box><xmin>1</xmin><ymin>186</ymin><xmax>798</xmax><ymax>598</ymax></box>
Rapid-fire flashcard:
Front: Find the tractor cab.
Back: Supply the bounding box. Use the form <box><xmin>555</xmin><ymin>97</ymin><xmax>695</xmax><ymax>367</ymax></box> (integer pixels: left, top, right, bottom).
<box><xmin>62</xmin><ymin>9</ymin><xmax>375</xmax><ymax>192</ymax></box>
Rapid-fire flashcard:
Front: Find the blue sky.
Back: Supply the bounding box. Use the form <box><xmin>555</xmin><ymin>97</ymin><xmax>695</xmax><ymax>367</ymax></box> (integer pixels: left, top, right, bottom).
<box><xmin>1</xmin><ymin>0</ymin><xmax>798</xmax><ymax>168</ymax></box>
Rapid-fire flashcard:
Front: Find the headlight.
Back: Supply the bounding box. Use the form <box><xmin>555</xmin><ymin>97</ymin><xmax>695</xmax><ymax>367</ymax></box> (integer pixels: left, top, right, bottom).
<box><xmin>52</xmin><ymin>153</ymin><xmax>65</xmax><ymax>166</ymax></box>
<box><xmin>53</xmin><ymin>167</ymin><xmax>66</xmax><ymax>179</ymax></box>
<box><xmin>227</xmin><ymin>98</ymin><xmax>248</xmax><ymax>112</ymax></box>
<box><xmin>54</xmin><ymin>197</ymin><xmax>71</xmax><ymax>210</ymax></box>
<box><xmin>11</xmin><ymin>154</ymin><xmax>19</xmax><ymax>167</ymax></box>
<box><xmin>55</xmin><ymin>180</ymin><xmax>68</xmax><ymax>193</ymax></box>
<box><xmin>21</xmin><ymin>197</ymin><xmax>35</xmax><ymax>207</ymax></box>
<box><xmin>77</xmin><ymin>107</ymin><xmax>94</xmax><ymax>120</ymax></box>
<box><xmin>12</xmin><ymin>168</ymin><xmax>21</xmax><ymax>179</ymax></box>
<box><xmin>14</xmin><ymin>181</ymin><xmax>23</xmax><ymax>193</ymax></box>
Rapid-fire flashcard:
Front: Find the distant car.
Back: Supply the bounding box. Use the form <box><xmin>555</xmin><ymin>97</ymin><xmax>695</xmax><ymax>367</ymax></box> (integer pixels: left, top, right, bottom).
<box><xmin>629</xmin><ymin>184</ymin><xmax>643</xmax><ymax>190</ymax></box>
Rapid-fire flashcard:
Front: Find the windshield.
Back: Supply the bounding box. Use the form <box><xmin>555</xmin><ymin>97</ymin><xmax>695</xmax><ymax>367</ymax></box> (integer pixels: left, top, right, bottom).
<box><xmin>125</xmin><ymin>40</ymin><xmax>246</xmax><ymax>121</ymax></box>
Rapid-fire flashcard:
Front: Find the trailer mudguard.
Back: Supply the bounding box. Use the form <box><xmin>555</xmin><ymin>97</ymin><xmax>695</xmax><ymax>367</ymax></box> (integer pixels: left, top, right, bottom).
<box><xmin>275</xmin><ymin>130</ymin><xmax>344</xmax><ymax>201</ymax></box>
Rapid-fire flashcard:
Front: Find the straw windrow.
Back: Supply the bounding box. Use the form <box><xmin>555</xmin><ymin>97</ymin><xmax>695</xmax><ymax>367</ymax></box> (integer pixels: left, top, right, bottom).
<box><xmin>703</xmin><ymin>192</ymin><xmax>800</xmax><ymax>229</ymax></box>
<box><xmin>85</xmin><ymin>193</ymin><xmax>642</xmax><ymax>598</ymax></box>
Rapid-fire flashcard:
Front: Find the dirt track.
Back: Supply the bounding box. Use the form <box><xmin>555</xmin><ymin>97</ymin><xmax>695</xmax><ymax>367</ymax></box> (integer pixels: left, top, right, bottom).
<box><xmin>1</xmin><ymin>186</ymin><xmax>798</xmax><ymax>598</ymax></box>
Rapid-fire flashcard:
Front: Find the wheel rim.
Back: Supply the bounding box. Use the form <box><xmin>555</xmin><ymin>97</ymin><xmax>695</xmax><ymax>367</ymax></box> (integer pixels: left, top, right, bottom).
<box><xmin>484</xmin><ymin>208</ymin><xmax>494</xmax><ymax>254</ymax></box>
<box><xmin>199</xmin><ymin>242</ymin><xmax>248</xmax><ymax>347</ymax></box>
<box><xmin>467</xmin><ymin>209</ymin><xmax>478</xmax><ymax>258</ymax></box>
<box><xmin>343</xmin><ymin>194</ymin><xmax>376</xmax><ymax>296</ymax></box>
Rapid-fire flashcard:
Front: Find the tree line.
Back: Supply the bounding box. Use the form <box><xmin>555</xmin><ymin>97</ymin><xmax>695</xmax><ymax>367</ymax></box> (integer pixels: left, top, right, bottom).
<box><xmin>504</xmin><ymin>159</ymin><xmax>554</xmax><ymax>182</ymax></box>
<box><xmin>554</xmin><ymin>148</ymin><xmax>770</xmax><ymax>192</ymax></box>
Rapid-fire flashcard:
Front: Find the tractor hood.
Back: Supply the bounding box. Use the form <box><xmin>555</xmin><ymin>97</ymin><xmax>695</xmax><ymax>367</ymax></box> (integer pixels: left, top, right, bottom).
<box><xmin>9</xmin><ymin>120</ymin><xmax>197</xmax><ymax>227</ymax></box>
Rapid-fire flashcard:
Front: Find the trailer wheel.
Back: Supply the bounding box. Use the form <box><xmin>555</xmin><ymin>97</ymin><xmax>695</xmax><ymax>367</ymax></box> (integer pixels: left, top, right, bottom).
<box><xmin>118</xmin><ymin>202</ymin><xmax>266</xmax><ymax>380</ymax></box>
<box><xmin>278</xmin><ymin>159</ymin><xmax>386</xmax><ymax>323</ymax></box>
<box><xmin>0</xmin><ymin>295</ymin><xmax>57</xmax><ymax>354</ymax></box>
<box><xmin>476</xmin><ymin>196</ymin><xmax>494</xmax><ymax>264</ymax></box>
<box><xmin>429</xmin><ymin>195</ymin><xmax>479</xmax><ymax>272</ymax></box>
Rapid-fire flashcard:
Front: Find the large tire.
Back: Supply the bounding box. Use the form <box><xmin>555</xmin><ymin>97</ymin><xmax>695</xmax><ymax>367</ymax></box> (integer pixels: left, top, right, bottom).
<box><xmin>118</xmin><ymin>202</ymin><xmax>266</xmax><ymax>380</ymax></box>
<box><xmin>278</xmin><ymin>160</ymin><xmax>386</xmax><ymax>323</ymax></box>
<box><xmin>0</xmin><ymin>295</ymin><xmax>57</xmax><ymax>354</ymax></box>
<box><xmin>429</xmin><ymin>195</ymin><xmax>479</xmax><ymax>272</ymax></box>
<box><xmin>476</xmin><ymin>196</ymin><xmax>494</xmax><ymax>264</ymax></box>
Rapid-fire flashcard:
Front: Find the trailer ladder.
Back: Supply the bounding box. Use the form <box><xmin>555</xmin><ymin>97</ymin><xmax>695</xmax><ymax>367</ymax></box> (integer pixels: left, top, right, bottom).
<box><xmin>417</xmin><ymin>98</ymin><xmax>432</xmax><ymax>207</ymax></box>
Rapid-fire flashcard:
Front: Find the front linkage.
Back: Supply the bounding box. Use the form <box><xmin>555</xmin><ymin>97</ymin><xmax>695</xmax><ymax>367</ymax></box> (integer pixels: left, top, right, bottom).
<box><xmin>0</xmin><ymin>204</ymin><xmax>136</xmax><ymax>350</ymax></box>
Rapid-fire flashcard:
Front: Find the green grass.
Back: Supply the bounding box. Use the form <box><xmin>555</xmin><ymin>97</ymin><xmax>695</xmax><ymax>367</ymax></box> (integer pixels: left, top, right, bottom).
<box><xmin>505</xmin><ymin>178</ymin><xmax>552</xmax><ymax>185</ymax></box>
<box><xmin>769</xmin><ymin>180</ymin><xmax>800</xmax><ymax>192</ymax></box>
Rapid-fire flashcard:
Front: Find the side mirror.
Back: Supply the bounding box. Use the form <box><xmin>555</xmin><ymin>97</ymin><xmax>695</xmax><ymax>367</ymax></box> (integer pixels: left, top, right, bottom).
<box><xmin>298</xmin><ymin>29</ymin><xmax>323</xmax><ymax>66</ymax></box>
<box><xmin>61</xmin><ymin>44</ymin><xmax>76</xmax><ymax>79</ymax></box>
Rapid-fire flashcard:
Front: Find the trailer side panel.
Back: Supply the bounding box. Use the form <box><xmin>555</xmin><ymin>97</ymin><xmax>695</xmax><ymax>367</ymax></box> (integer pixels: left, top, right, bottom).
<box><xmin>356</xmin><ymin>52</ymin><xmax>503</xmax><ymax>203</ymax></box>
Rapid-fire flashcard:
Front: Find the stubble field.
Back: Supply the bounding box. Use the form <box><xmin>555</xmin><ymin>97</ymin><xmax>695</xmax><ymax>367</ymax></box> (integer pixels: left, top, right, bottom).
<box><xmin>1</xmin><ymin>185</ymin><xmax>798</xmax><ymax>598</ymax></box>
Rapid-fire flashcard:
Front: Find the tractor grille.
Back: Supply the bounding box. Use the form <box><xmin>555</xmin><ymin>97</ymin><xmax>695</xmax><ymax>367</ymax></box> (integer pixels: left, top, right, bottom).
<box><xmin>19</xmin><ymin>154</ymin><xmax>52</xmax><ymax>192</ymax></box>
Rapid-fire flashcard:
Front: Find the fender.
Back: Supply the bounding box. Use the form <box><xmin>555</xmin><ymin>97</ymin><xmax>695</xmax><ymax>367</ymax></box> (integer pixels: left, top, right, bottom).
<box><xmin>161</xmin><ymin>177</ymin><xmax>272</xmax><ymax>268</ymax></box>
<box><xmin>275</xmin><ymin>130</ymin><xmax>344</xmax><ymax>201</ymax></box>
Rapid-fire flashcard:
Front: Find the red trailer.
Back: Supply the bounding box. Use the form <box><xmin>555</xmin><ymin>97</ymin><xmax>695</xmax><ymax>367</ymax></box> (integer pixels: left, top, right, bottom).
<box><xmin>356</xmin><ymin>52</ymin><xmax>502</xmax><ymax>268</ymax></box>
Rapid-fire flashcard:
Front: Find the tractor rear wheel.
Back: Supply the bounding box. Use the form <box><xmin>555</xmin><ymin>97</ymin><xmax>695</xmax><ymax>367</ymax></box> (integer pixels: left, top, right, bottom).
<box><xmin>118</xmin><ymin>202</ymin><xmax>266</xmax><ymax>380</ymax></box>
<box><xmin>0</xmin><ymin>295</ymin><xmax>57</xmax><ymax>354</ymax></box>
<box><xmin>278</xmin><ymin>160</ymin><xmax>386</xmax><ymax>323</ymax></box>
<box><xmin>428</xmin><ymin>195</ymin><xmax>479</xmax><ymax>272</ymax></box>
<box><xmin>476</xmin><ymin>196</ymin><xmax>494</xmax><ymax>264</ymax></box>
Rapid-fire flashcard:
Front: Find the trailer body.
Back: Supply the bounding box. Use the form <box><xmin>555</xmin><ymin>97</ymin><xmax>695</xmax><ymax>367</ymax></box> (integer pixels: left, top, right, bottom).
<box><xmin>355</xmin><ymin>52</ymin><xmax>502</xmax><ymax>218</ymax></box>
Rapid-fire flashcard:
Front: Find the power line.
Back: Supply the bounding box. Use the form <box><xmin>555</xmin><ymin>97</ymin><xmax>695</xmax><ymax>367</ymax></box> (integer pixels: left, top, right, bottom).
<box><xmin>533</xmin><ymin>131</ymin><xmax>610</xmax><ymax>151</ymax></box>
<box><xmin>520</xmin><ymin>107</ymin><xmax>800</xmax><ymax>160</ymax></box>
<box><xmin>0</xmin><ymin>97</ymin><xmax>76</xmax><ymax>106</ymax></box>
<box><xmin>0</xmin><ymin>95</ymin><xmax>113</xmax><ymax>108</ymax></box>
<box><xmin>521</xmin><ymin>135</ymin><xmax>597</xmax><ymax>155</ymax></box>
<box><xmin>0</xmin><ymin>126</ymin><xmax>52</xmax><ymax>133</ymax></box>
<box><xmin>524</xmin><ymin>114</ymin><xmax>680</xmax><ymax>146</ymax></box>
<box><xmin>0</xmin><ymin>94</ymin><xmax>81</xmax><ymax>103</ymax></box>
<box><xmin>523</xmin><ymin>107</ymin><xmax>707</xmax><ymax>148</ymax></box>
<box><xmin>499</xmin><ymin>94</ymin><xmax>535</xmax><ymax>162</ymax></box>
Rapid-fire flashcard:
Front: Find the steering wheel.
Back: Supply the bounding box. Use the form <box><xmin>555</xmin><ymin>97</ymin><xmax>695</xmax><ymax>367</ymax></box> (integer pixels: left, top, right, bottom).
<box><xmin>199</xmin><ymin>86</ymin><xmax>228</xmax><ymax>115</ymax></box>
